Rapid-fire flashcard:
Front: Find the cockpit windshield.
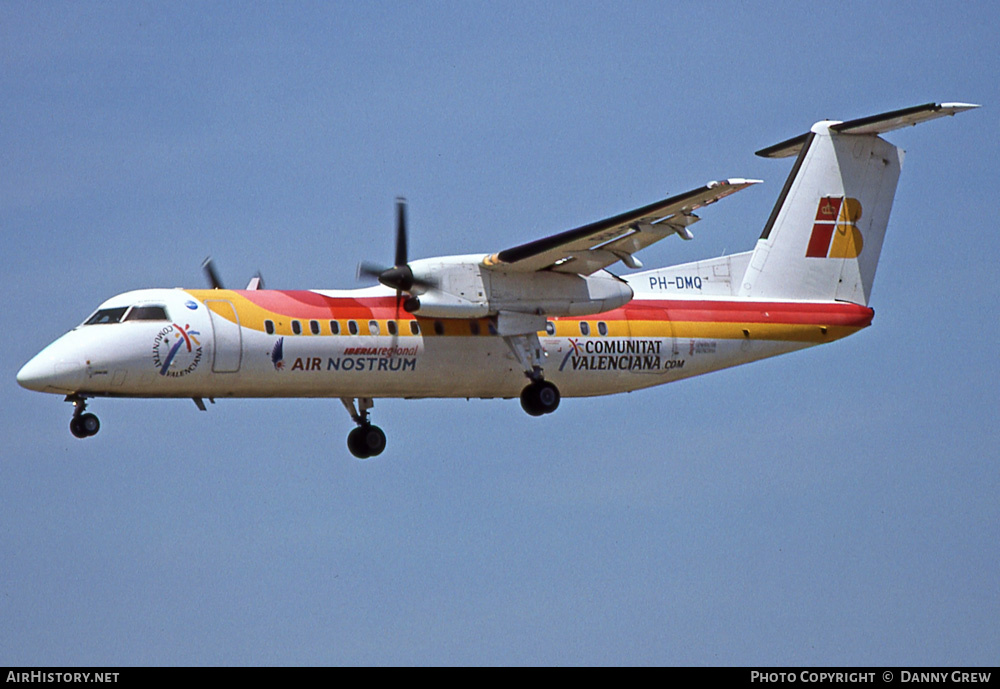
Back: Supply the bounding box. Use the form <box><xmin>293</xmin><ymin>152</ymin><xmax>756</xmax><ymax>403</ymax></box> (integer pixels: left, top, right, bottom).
<box><xmin>84</xmin><ymin>307</ymin><xmax>128</xmax><ymax>325</ymax></box>
<box><xmin>124</xmin><ymin>305</ymin><xmax>169</xmax><ymax>321</ymax></box>
<box><xmin>83</xmin><ymin>304</ymin><xmax>169</xmax><ymax>325</ymax></box>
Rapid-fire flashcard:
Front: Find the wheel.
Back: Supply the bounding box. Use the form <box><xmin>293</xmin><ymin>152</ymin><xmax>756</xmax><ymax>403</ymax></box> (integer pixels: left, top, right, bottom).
<box><xmin>362</xmin><ymin>425</ymin><xmax>386</xmax><ymax>457</ymax></box>
<box><xmin>520</xmin><ymin>381</ymin><xmax>560</xmax><ymax>416</ymax></box>
<box><xmin>70</xmin><ymin>416</ymin><xmax>88</xmax><ymax>439</ymax></box>
<box><xmin>347</xmin><ymin>425</ymin><xmax>387</xmax><ymax>459</ymax></box>
<box><xmin>520</xmin><ymin>385</ymin><xmax>544</xmax><ymax>416</ymax></box>
<box><xmin>347</xmin><ymin>426</ymin><xmax>371</xmax><ymax>458</ymax></box>
<box><xmin>534</xmin><ymin>381</ymin><xmax>560</xmax><ymax>414</ymax></box>
<box><xmin>79</xmin><ymin>413</ymin><xmax>100</xmax><ymax>437</ymax></box>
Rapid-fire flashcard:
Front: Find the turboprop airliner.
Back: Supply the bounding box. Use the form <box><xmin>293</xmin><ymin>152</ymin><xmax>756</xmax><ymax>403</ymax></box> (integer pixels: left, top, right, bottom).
<box><xmin>17</xmin><ymin>102</ymin><xmax>978</xmax><ymax>458</ymax></box>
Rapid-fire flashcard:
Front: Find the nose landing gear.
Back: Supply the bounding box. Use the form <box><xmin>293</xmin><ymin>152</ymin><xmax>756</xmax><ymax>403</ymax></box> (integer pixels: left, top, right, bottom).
<box><xmin>66</xmin><ymin>396</ymin><xmax>100</xmax><ymax>438</ymax></box>
<box><xmin>341</xmin><ymin>397</ymin><xmax>386</xmax><ymax>459</ymax></box>
<box><xmin>347</xmin><ymin>424</ymin><xmax>387</xmax><ymax>459</ymax></box>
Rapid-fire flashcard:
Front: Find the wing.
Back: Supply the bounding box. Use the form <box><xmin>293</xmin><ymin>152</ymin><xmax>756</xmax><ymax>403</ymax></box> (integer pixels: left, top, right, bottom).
<box><xmin>482</xmin><ymin>178</ymin><xmax>761</xmax><ymax>275</ymax></box>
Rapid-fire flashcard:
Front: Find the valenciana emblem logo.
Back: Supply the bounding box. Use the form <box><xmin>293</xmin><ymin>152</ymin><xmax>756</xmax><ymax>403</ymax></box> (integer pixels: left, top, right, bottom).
<box><xmin>152</xmin><ymin>323</ymin><xmax>203</xmax><ymax>377</ymax></box>
<box><xmin>806</xmin><ymin>197</ymin><xmax>863</xmax><ymax>259</ymax></box>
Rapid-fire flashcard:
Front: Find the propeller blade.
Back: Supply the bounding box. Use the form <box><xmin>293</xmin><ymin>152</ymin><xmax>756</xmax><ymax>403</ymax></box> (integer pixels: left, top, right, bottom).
<box><xmin>202</xmin><ymin>257</ymin><xmax>224</xmax><ymax>289</ymax></box>
<box><xmin>357</xmin><ymin>197</ymin><xmax>437</xmax><ymax>294</ymax></box>
<box><xmin>389</xmin><ymin>287</ymin><xmax>404</xmax><ymax>357</ymax></box>
<box><xmin>357</xmin><ymin>261</ymin><xmax>388</xmax><ymax>282</ymax></box>
<box><xmin>395</xmin><ymin>197</ymin><xmax>407</xmax><ymax>268</ymax></box>
<box><xmin>409</xmin><ymin>273</ymin><xmax>437</xmax><ymax>290</ymax></box>
<box><xmin>245</xmin><ymin>272</ymin><xmax>265</xmax><ymax>290</ymax></box>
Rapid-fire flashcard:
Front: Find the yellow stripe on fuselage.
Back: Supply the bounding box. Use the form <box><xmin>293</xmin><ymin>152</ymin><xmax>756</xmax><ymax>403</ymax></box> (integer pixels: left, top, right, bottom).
<box><xmin>186</xmin><ymin>290</ymin><xmax>865</xmax><ymax>344</ymax></box>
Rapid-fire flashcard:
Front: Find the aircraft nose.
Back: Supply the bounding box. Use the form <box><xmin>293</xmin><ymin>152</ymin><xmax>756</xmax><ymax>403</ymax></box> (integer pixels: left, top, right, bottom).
<box><xmin>17</xmin><ymin>340</ymin><xmax>85</xmax><ymax>394</ymax></box>
<box><xmin>17</xmin><ymin>355</ymin><xmax>52</xmax><ymax>391</ymax></box>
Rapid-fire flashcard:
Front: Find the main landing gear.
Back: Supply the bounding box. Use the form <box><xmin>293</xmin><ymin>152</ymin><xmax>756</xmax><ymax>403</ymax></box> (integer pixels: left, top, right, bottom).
<box><xmin>341</xmin><ymin>397</ymin><xmax>386</xmax><ymax>459</ymax></box>
<box><xmin>503</xmin><ymin>331</ymin><xmax>561</xmax><ymax>417</ymax></box>
<box><xmin>66</xmin><ymin>395</ymin><xmax>100</xmax><ymax>439</ymax></box>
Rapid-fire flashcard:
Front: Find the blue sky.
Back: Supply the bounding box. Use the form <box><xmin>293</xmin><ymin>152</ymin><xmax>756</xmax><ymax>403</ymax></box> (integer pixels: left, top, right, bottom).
<box><xmin>2</xmin><ymin>1</ymin><xmax>998</xmax><ymax>665</ymax></box>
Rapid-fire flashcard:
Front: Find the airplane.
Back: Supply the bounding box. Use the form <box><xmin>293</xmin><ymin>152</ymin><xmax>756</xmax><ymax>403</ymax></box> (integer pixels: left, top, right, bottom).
<box><xmin>17</xmin><ymin>102</ymin><xmax>978</xmax><ymax>458</ymax></box>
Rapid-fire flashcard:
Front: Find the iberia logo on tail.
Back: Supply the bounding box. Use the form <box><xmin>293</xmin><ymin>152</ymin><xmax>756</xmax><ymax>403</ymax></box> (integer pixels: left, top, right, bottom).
<box><xmin>805</xmin><ymin>197</ymin><xmax>863</xmax><ymax>258</ymax></box>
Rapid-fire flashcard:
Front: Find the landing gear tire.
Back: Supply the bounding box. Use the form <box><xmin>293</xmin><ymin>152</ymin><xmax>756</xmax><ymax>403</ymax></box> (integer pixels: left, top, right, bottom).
<box><xmin>520</xmin><ymin>381</ymin><xmax>560</xmax><ymax>416</ymax></box>
<box><xmin>70</xmin><ymin>412</ymin><xmax>100</xmax><ymax>438</ymax></box>
<box><xmin>70</xmin><ymin>417</ymin><xmax>87</xmax><ymax>438</ymax></box>
<box><xmin>80</xmin><ymin>413</ymin><xmax>100</xmax><ymax>436</ymax></box>
<box><xmin>347</xmin><ymin>424</ymin><xmax>386</xmax><ymax>459</ymax></box>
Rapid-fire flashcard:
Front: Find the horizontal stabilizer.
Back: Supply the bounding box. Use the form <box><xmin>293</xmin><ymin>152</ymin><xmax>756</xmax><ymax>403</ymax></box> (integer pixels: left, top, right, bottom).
<box><xmin>755</xmin><ymin>133</ymin><xmax>811</xmax><ymax>160</ymax></box>
<box><xmin>756</xmin><ymin>102</ymin><xmax>980</xmax><ymax>158</ymax></box>
<box><xmin>831</xmin><ymin>102</ymin><xmax>980</xmax><ymax>135</ymax></box>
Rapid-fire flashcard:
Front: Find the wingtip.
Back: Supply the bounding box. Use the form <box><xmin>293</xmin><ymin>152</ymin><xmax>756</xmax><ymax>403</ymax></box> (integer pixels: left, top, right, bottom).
<box><xmin>940</xmin><ymin>102</ymin><xmax>981</xmax><ymax>111</ymax></box>
<box><xmin>708</xmin><ymin>178</ymin><xmax>764</xmax><ymax>188</ymax></box>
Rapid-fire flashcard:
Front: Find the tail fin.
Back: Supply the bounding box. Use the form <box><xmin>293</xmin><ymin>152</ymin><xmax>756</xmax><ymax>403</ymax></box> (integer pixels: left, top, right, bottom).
<box><xmin>739</xmin><ymin>102</ymin><xmax>978</xmax><ymax>305</ymax></box>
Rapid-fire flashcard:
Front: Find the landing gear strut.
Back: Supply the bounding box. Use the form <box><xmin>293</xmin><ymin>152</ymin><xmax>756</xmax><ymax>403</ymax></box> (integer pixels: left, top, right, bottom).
<box><xmin>66</xmin><ymin>395</ymin><xmax>100</xmax><ymax>438</ymax></box>
<box><xmin>502</xmin><ymin>330</ymin><xmax>561</xmax><ymax>417</ymax></box>
<box><xmin>341</xmin><ymin>397</ymin><xmax>386</xmax><ymax>459</ymax></box>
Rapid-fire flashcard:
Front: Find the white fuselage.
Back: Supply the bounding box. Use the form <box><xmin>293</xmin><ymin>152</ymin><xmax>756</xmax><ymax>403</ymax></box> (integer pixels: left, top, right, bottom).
<box><xmin>17</xmin><ymin>284</ymin><xmax>872</xmax><ymax>402</ymax></box>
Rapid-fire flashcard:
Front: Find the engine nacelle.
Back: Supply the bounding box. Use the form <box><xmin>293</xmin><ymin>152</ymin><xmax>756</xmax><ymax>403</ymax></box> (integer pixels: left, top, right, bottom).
<box><xmin>406</xmin><ymin>255</ymin><xmax>633</xmax><ymax>319</ymax></box>
<box><xmin>402</xmin><ymin>291</ymin><xmax>491</xmax><ymax>319</ymax></box>
<box><xmin>486</xmin><ymin>268</ymin><xmax>633</xmax><ymax>316</ymax></box>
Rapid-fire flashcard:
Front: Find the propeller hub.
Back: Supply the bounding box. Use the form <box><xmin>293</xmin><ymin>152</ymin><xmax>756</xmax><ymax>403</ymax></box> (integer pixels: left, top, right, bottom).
<box><xmin>378</xmin><ymin>265</ymin><xmax>414</xmax><ymax>292</ymax></box>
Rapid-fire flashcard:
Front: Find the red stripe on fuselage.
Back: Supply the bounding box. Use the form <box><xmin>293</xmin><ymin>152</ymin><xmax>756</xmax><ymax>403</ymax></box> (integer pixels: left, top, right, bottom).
<box><xmin>238</xmin><ymin>290</ymin><xmax>402</xmax><ymax>319</ymax></box>
<box><xmin>227</xmin><ymin>290</ymin><xmax>873</xmax><ymax>328</ymax></box>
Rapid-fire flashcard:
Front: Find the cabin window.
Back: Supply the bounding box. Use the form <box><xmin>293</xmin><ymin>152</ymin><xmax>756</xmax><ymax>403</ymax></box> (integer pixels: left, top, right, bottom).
<box><xmin>369</xmin><ymin>320</ymin><xmax>380</xmax><ymax>336</ymax></box>
<box><xmin>348</xmin><ymin>320</ymin><xmax>358</xmax><ymax>335</ymax></box>
<box><xmin>545</xmin><ymin>321</ymin><xmax>555</xmax><ymax>336</ymax></box>
<box><xmin>387</xmin><ymin>320</ymin><xmax>397</xmax><ymax>336</ymax></box>
<box><xmin>291</xmin><ymin>320</ymin><xmax>302</xmax><ymax>335</ymax></box>
<box><xmin>264</xmin><ymin>320</ymin><xmax>275</xmax><ymax>335</ymax></box>
<box><xmin>598</xmin><ymin>321</ymin><xmax>608</xmax><ymax>336</ymax></box>
<box><xmin>409</xmin><ymin>321</ymin><xmax>420</xmax><ymax>335</ymax></box>
<box><xmin>433</xmin><ymin>321</ymin><xmax>444</xmax><ymax>336</ymax></box>
<box><xmin>330</xmin><ymin>320</ymin><xmax>340</xmax><ymax>335</ymax></box>
<box><xmin>580</xmin><ymin>321</ymin><xmax>590</xmax><ymax>336</ymax></box>
<box><xmin>124</xmin><ymin>305</ymin><xmax>169</xmax><ymax>322</ymax></box>
<box><xmin>310</xmin><ymin>320</ymin><xmax>320</xmax><ymax>335</ymax></box>
<box><xmin>84</xmin><ymin>307</ymin><xmax>128</xmax><ymax>325</ymax></box>
<box><xmin>470</xmin><ymin>321</ymin><xmax>480</xmax><ymax>336</ymax></box>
